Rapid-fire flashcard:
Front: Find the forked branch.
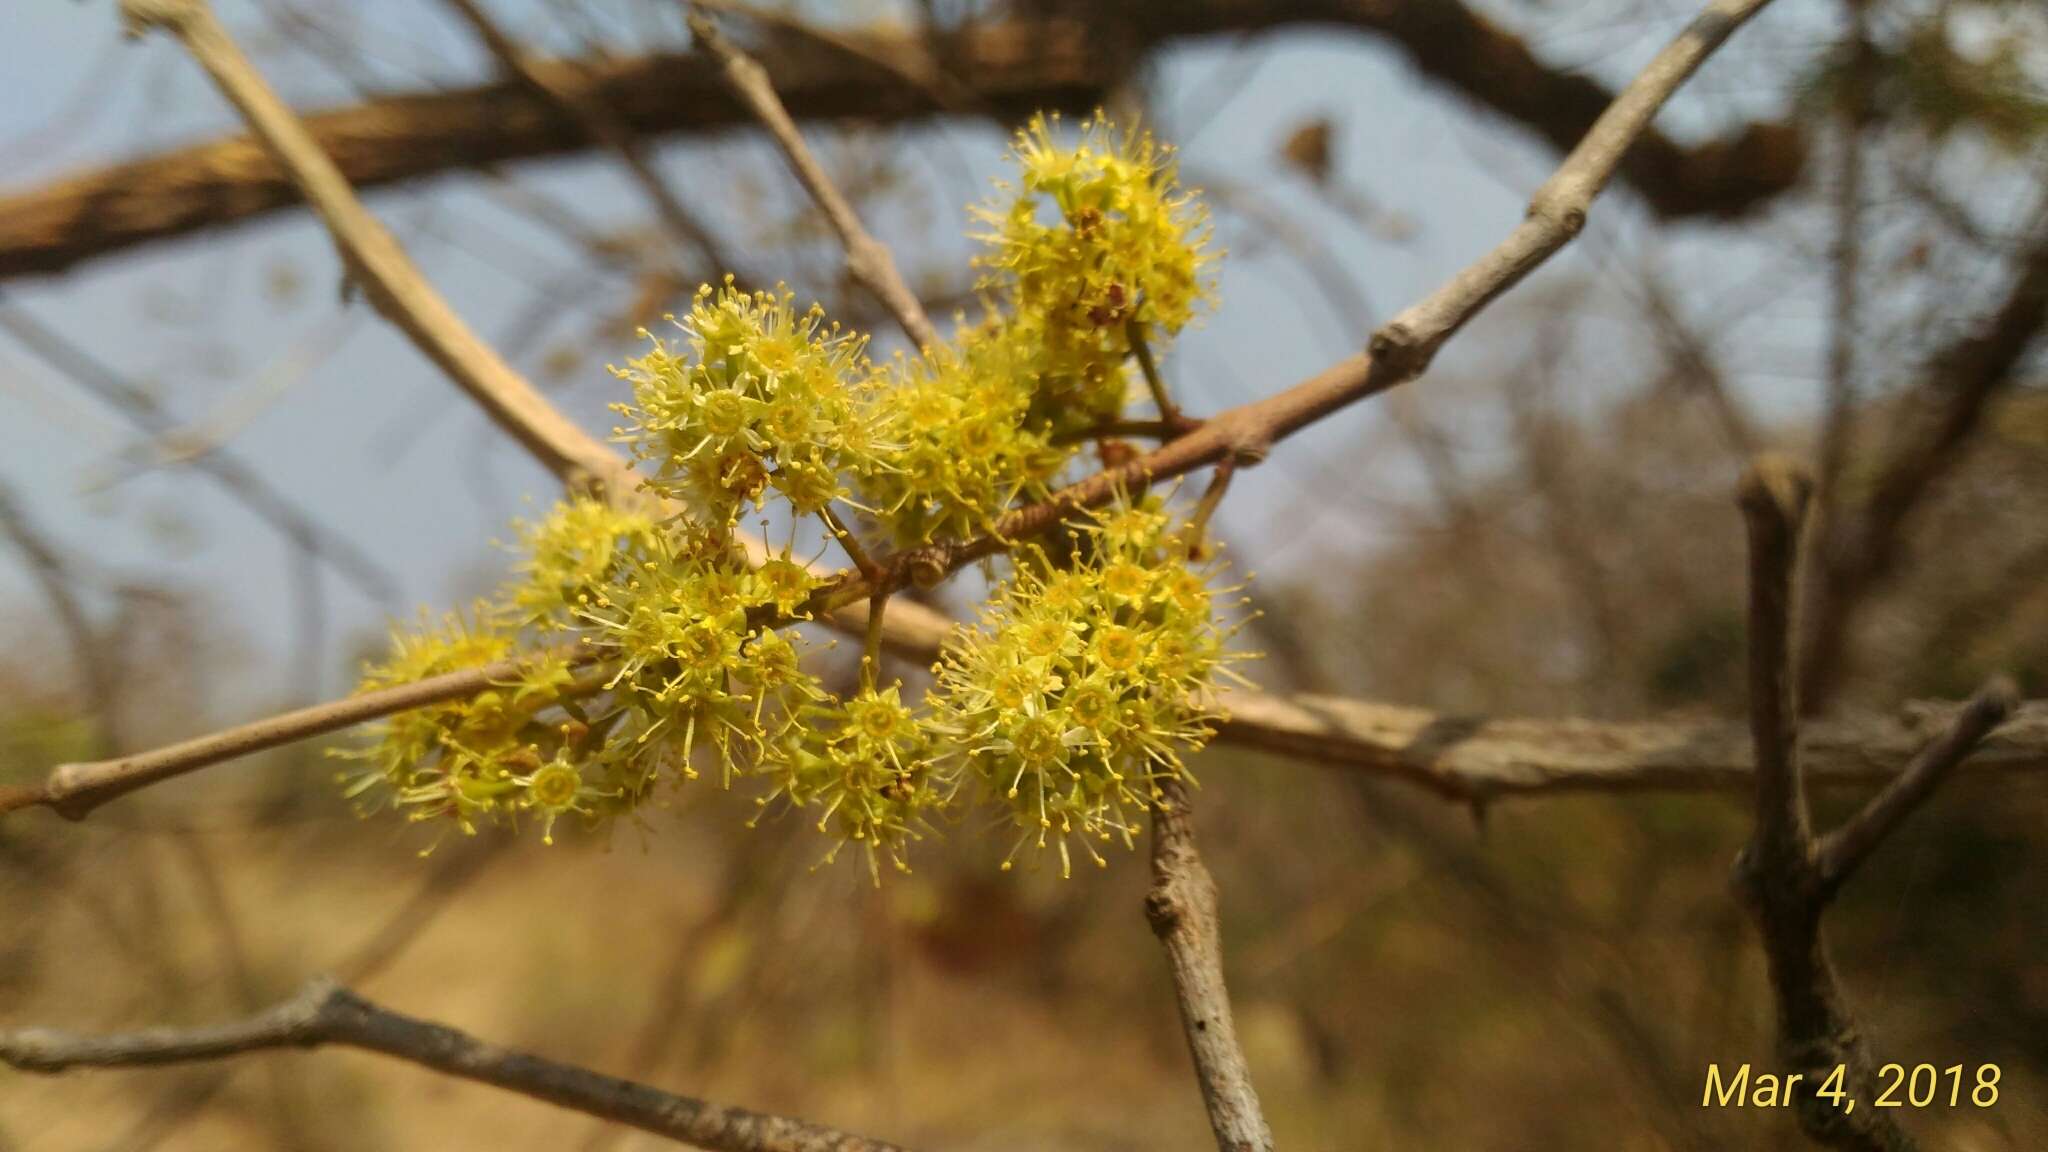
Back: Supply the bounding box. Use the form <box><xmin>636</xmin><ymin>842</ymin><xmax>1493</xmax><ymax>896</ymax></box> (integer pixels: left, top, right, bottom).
<box><xmin>1733</xmin><ymin>455</ymin><xmax>2015</xmax><ymax>1152</ymax></box>
<box><xmin>0</xmin><ymin>978</ymin><xmax>910</xmax><ymax>1152</ymax></box>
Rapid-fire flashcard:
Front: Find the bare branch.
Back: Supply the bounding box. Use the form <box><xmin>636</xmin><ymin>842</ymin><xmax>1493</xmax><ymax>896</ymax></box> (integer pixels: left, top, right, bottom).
<box><xmin>118</xmin><ymin>0</ymin><xmax>630</xmax><ymax>495</ymax></box>
<box><xmin>1146</xmin><ymin>779</ymin><xmax>1273</xmax><ymax>1152</ymax></box>
<box><xmin>0</xmin><ymin>978</ymin><xmax>911</xmax><ymax>1152</ymax></box>
<box><xmin>1814</xmin><ymin>677</ymin><xmax>2017</xmax><ymax>891</ymax></box>
<box><xmin>687</xmin><ymin>6</ymin><xmax>939</xmax><ymax>351</ymax></box>
<box><xmin>1737</xmin><ymin>452</ymin><xmax>1816</xmax><ymax>873</ymax></box>
<box><xmin>1730</xmin><ymin>453</ymin><xmax>1906</xmax><ymax>1152</ymax></box>
<box><xmin>0</xmin><ymin>650</ymin><xmax>603</xmax><ymax>821</ymax></box>
<box><xmin>9</xmin><ymin>675</ymin><xmax>2048</xmax><ymax>825</ymax></box>
<box><xmin>0</xmin><ymin>5</ymin><xmax>1806</xmax><ymax>283</ymax></box>
<box><xmin>1212</xmin><ymin>691</ymin><xmax>2048</xmax><ymax>798</ymax></box>
<box><xmin>1728</xmin><ymin>455</ymin><xmax>2014</xmax><ymax>1152</ymax></box>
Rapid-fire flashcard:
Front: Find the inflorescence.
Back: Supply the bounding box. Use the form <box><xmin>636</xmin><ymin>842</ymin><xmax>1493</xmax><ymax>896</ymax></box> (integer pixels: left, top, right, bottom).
<box><xmin>342</xmin><ymin>113</ymin><xmax>1243</xmax><ymax>881</ymax></box>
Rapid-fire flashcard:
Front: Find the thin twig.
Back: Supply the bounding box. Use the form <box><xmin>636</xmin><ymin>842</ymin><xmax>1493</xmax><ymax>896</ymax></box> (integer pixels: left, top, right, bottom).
<box><xmin>1050</xmin><ymin>418</ymin><xmax>1195</xmax><ymax>446</ymax></box>
<box><xmin>862</xmin><ymin>591</ymin><xmax>890</xmax><ymax>692</ymax></box>
<box><xmin>1128</xmin><ymin>320</ymin><xmax>1183</xmax><ymax>426</ymax></box>
<box><xmin>686</xmin><ymin>5</ymin><xmax>940</xmax><ymax>351</ymax></box>
<box><xmin>0</xmin><ymin>978</ymin><xmax>912</xmax><ymax>1152</ymax></box>
<box><xmin>818</xmin><ymin>504</ymin><xmax>880</xmax><ymax>581</ymax></box>
<box><xmin>1813</xmin><ymin>678</ymin><xmax>2017</xmax><ymax>892</ymax></box>
<box><xmin>1145</xmin><ymin>777</ymin><xmax>1273</xmax><ymax>1152</ymax></box>
<box><xmin>1184</xmin><ymin>460</ymin><xmax>1235</xmax><ymax>559</ymax></box>
<box><xmin>0</xmin><ymin>650</ymin><xmax>604</xmax><ymax>821</ymax></box>
<box><xmin>119</xmin><ymin>0</ymin><xmax>632</xmax><ymax>495</ymax></box>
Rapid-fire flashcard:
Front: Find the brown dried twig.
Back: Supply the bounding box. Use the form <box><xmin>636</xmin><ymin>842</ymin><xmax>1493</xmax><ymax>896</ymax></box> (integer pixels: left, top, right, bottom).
<box><xmin>0</xmin><ymin>978</ymin><xmax>911</xmax><ymax>1152</ymax></box>
<box><xmin>687</xmin><ymin>5</ymin><xmax>940</xmax><ymax>352</ymax></box>
<box><xmin>1733</xmin><ymin>453</ymin><xmax>2016</xmax><ymax>1152</ymax></box>
<box><xmin>117</xmin><ymin>0</ymin><xmax>631</xmax><ymax>493</ymax></box>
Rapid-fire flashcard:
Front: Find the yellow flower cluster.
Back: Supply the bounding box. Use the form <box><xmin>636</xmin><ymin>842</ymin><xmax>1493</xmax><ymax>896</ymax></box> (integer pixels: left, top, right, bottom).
<box><xmin>346</xmin><ymin>112</ymin><xmax>1245</xmax><ymax>879</ymax></box>
<box><xmin>854</xmin><ymin>320</ymin><xmax>1068</xmax><ymax>547</ymax></box>
<box><xmin>341</xmin><ymin>500</ymin><xmax>828</xmax><ymax>845</ymax></box>
<box><xmin>762</xmin><ymin>685</ymin><xmax>946</xmax><ymax>881</ymax></box>
<box><xmin>929</xmin><ymin>501</ymin><xmax>1245</xmax><ymax>876</ymax></box>
<box><xmin>612</xmin><ymin>281</ymin><xmax>890</xmax><ymax>524</ymax></box>
<box><xmin>973</xmin><ymin>113</ymin><xmax>1216</xmax><ymax>436</ymax></box>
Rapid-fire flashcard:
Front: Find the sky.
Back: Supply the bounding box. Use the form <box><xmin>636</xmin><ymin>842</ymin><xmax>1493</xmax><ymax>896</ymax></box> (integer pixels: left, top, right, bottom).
<box><xmin>0</xmin><ymin>0</ymin><xmax>1831</xmax><ymax>711</ymax></box>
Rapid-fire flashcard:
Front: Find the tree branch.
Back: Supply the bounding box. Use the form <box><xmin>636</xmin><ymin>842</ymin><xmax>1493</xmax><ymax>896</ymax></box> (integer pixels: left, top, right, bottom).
<box><xmin>0</xmin><ymin>4</ymin><xmax>1806</xmax><ymax>282</ymax></box>
<box><xmin>1732</xmin><ymin>455</ymin><xmax>2017</xmax><ymax>1152</ymax></box>
<box><xmin>7</xmin><ymin>676</ymin><xmax>2047</xmax><ymax>824</ymax></box>
<box><xmin>1738</xmin><ymin>453</ymin><xmax>1815</xmax><ymax>874</ymax></box>
<box><xmin>1145</xmin><ymin>778</ymin><xmax>1272</xmax><ymax>1152</ymax></box>
<box><xmin>1813</xmin><ymin>678</ymin><xmax>2017</xmax><ymax>892</ymax></box>
<box><xmin>1212</xmin><ymin>690</ymin><xmax>2048</xmax><ymax>798</ymax></box>
<box><xmin>687</xmin><ymin>6</ymin><xmax>939</xmax><ymax>351</ymax></box>
<box><xmin>0</xmin><ymin>978</ymin><xmax>911</xmax><ymax>1152</ymax></box>
<box><xmin>118</xmin><ymin>0</ymin><xmax>630</xmax><ymax>494</ymax></box>
<box><xmin>0</xmin><ymin>651</ymin><xmax>606</xmax><ymax>821</ymax></box>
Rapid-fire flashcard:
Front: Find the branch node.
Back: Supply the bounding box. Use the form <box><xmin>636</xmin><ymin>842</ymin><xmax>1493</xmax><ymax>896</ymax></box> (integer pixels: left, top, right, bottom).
<box><xmin>119</xmin><ymin>0</ymin><xmax>198</xmax><ymax>36</ymax></box>
<box><xmin>1737</xmin><ymin>451</ymin><xmax>1814</xmax><ymax>528</ymax></box>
